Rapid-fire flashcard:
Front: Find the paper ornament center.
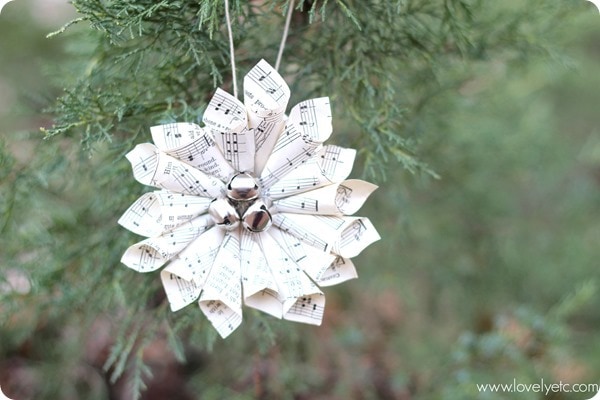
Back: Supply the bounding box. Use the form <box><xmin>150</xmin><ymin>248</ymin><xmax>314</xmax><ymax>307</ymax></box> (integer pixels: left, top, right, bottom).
<box><xmin>208</xmin><ymin>172</ymin><xmax>272</xmax><ymax>233</ymax></box>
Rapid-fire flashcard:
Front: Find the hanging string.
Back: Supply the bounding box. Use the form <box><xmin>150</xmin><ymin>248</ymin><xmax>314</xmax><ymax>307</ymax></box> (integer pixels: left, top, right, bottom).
<box><xmin>223</xmin><ymin>0</ymin><xmax>238</xmax><ymax>98</ymax></box>
<box><xmin>275</xmin><ymin>0</ymin><xmax>295</xmax><ymax>72</ymax></box>
<box><xmin>224</xmin><ymin>0</ymin><xmax>294</xmax><ymax>92</ymax></box>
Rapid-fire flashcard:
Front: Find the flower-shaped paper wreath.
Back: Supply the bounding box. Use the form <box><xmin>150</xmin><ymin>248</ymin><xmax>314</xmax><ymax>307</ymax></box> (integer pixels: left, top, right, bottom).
<box><xmin>119</xmin><ymin>60</ymin><xmax>381</xmax><ymax>338</ymax></box>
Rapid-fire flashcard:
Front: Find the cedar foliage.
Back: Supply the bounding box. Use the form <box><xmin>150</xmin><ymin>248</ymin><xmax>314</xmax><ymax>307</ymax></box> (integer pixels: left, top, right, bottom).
<box><xmin>2</xmin><ymin>0</ymin><xmax>599</xmax><ymax>399</ymax></box>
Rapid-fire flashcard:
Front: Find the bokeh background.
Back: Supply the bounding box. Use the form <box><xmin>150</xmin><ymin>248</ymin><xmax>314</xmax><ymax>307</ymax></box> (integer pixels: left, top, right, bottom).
<box><xmin>1</xmin><ymin>0</ymin><xmax>600</xmax><ymax>399</ymax></box>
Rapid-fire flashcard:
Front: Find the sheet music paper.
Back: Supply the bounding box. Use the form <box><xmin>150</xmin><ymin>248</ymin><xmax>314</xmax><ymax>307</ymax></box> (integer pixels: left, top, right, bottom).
<box><xmin>332</xmin><ymin>217</ymin><xmax>381</xmax><ymax>258</ymax></box>
<box><xmin>318</xmin><ymin>256</ymin><xmax>358</xmax><ymax>287</ymax></box>
<box><xmin>202</xmin><ymin>89</ymin><xmax>256</xmax><ymax>172</ymax></box>
<box><xmin>240</xmin><ymin>230</ymin><xmax>283</xmax><ymax>318</ymax></box>
<box><xmin>118</xmin><ymin>192</ymin><xmax>163</xmax><ymax>237</ymax></box>
<box><xmin>125</xmin><ymin>143</ymin><xmax>225</xmax><ymax>198</ymax></box>
<box><xmin>154</xmin><ymin>190</ymin><xmax>212</xmax><ymax>231</ymax></box>
<box><xmin>271</xmin><ymin>213</ymin><xmax>356</xmax><ymax>253</ymax></box>
<box><xmin>265</xmin><ymin>146</ymin><xmax>357</xmax><ymax>200</ymax></box>
<box><xmin>256</xmin><ymin>232</ymin><xmax>325</xmax><ymax>325</ymax></box>
<box><xmin>259</xmin><ymin>97</ymin><xmax>332</xmax><ymax>189</ymax></box>
<box><xmin>268</xmin><ymin>227</ymin><xmax>336</xmax><ymax>283</ymax></box>
<box><xmin>272</xmin><ymin>179</ymin><xmax>378</xmax><ymax>215</ymax></box>
<box><xmin>243</xmin><ymin>59</ymin><xmax>290</xmax><ymax>175</ymax></box>
<box><xmin>160</xmin><ymin>269</ymin><xmax>202</xmax><ymax>312</ymax></box>
<box><xmin>121</xmin><ymin>214</ymin><xmax>214</xmax><ymax>272</ymax></box>
<box><xmin>284</xmin><ymin>293</ymin><xmax>326</xmax><ymax>325</ymax></box>
<box><xmin>198</xmin><ymin>231</ymin><xmax>243</xmax><ymax>338</ymax></box>
<box><xmin>119</xmin><ymin>59</ymin><xmax>380</xmax><ymax>338</ymax></box>
<box><xmin>150</xmin><ymin>122</ymin><xmax>236</xmax><ymax>182</ymax></box>
<box><xmin>161</xmin><ymin>227</ymin><xmax>224</xmax><ymax>283</ymax></box>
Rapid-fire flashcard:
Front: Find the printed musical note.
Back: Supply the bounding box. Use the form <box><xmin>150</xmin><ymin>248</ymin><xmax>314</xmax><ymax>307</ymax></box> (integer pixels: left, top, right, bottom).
<box><xmin>317</xmin><ymin>256</ymin><xmax>358</xmax><ymax>287</ymax></box>
<box><xmin>272</xmin><ymin>213</ymin><xmax>333</xmax><ymax>252</ymax></box>
<box><xmin>269</xmin><ymin>179</ymin><xmax>377</xmax><ymax>216</ymax></box>
<box><xmin>258</xmin><ymin>98</ymin><xmax>332</xmax><ymax>189</ymax></box>
<box><xmin>331</xmin><ymin>217</ymin><xmax>381</xmax><ymax>258</ymax></box>
<box><xmin>245</xmin><ymin>62</ymin><xmax>288</xmax><ymax>103</ymax></box>
<box><xmin>121</xmin><ymin>214</ymin><xmax>214</xmax><ymax>273</ymax></box>
<box><xmin>164</xmin><ymin>227</ymin><xmax>224</xmax><ymax>283</ymax></box>
<box><xmin>199</xmin><ymin>300</ymin><xmax>243</xmax><ymax>338</ymax></box>
<box><xmin>253</xmin><ymin>118</ymin><xmax>279</xmax><ymax>152</ymax></box>
<box><xmin>274</xmin><ymin>179</ymin><xmax>377</xmax><ymax>216</ymax></box>
<box><xmin>284</xmin><ymin>294</ymin><xmax>326</xmax><ymax>325</ymax></box>
<box><xmin>259</xmin><ymin>145</ymin><xmax>317</xmax><ymax>189</ymax></box>
<box><xmin>168</xmin><ymin>136</ymin><xmax>211</xmax><ymax>161</ymax></box>
<box><xmin>199</xmin><ymin>230</ymin><xmax>243</xmax><ymax>338</ymax></box>
<box><xmin>214</xmin><ymin>127</ymin><xmax>255</xmax><ymax>172</ymax></box>
<box><xmin>121</xmin><ymin>243</ymin><xmax>164</xmax><ymax>272</ymax></box>
<box><xmin>257</xmin><ymin>233</ymin><xmax>321</xmax><ymax>304</ymax></box>
<box><xmin>243</xmin><ymin>60</ymin><xmax>290</xmax><ymax>175</ymax></box>
<box><xmin>273</xmin><ymin>196</ymin><xmax>320</xmax><ymax>214</ymax></box>
<box><xmin>319</xmin><ymin>145</ymin><xmax>343</xmax><ymax>178</ymax></box>
<box><xmin>240</xmin><ymin>230</ymin><xmax>283</xmax><ymax>317</ymax></box>
<box><xmin>126</xmin><ymin>143</ymin><xmax>226</xmax><ymax>197</ymax></box>
<box><xmin>205</xmin><ymin>89</ymin><xmax>246</xmax><ymax>126</ymax></box>
<box><xmin>160</xmin><ymin>270</ymin><xmax>202</xmax><ymax>312</ymax></box>
<box><xmin>156</xmin><ymin>155</ymin><xmax>225</xmax><ymax>197</ymax></box>
<box><xmin>126</xmin><ymin>143</ymin><xmax>159</xmax><ymax>186</ymax></box>
<box><xmin>264</xmin><ymin>146</ymin><xmax>357</xmax><ymax>199</ymax></box>
<box><xmin>335</xmin><ymin>184</ymin><xmax>353</xmax><ymax>209</ymax></box>
<box><xmin>151</xmin><ymin>122</ymin><xmax>202</xmax><ymax>150</ymax></box>
<box><xmin>268</xmin><ymin>228</ymin><xmax>335</xmax><ymax>282</ymax></box>
<box><xmin>118</xmin><ymin>192</ymin><xmax>163</xmax><ymax>237</ymax></box>
<box><xmin>202</xmin><ymin>88</ymin><xmax>254</xmax><ymax>172</ymax></box>
<box><xmin>161</xmin><ymin>131</ymin><xmax>235</xmax><ymax>182</ymax></box>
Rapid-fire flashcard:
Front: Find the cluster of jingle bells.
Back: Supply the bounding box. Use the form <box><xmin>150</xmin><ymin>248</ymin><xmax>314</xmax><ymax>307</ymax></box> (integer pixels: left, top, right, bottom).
<box><xmin>208</xmin><ymin>172</ymin><xmax>272</xmax><ymax>233</ymax></box>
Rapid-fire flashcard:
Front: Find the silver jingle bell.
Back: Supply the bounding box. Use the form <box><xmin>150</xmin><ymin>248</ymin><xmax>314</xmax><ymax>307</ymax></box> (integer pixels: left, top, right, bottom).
<box><xmin>227</xmin><ymin>172</ymin><xmax>259</xmax><ymax>201</ymax></box>
<box><xmin>208</xmin><ymin>198</ymin><xmax>240</xmax><ymax>230</ymax></box>
<box><xmin>242</xmin><ymin>200</ymin><xmax>272</xmax><ymax>233</ymax></box>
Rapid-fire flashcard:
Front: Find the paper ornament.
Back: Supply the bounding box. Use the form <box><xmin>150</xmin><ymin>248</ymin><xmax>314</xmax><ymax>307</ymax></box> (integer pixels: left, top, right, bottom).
<box><xmin>119</xmin><ymin>59</ymin><xmax>380</xmax><ymax>338</ymax></box>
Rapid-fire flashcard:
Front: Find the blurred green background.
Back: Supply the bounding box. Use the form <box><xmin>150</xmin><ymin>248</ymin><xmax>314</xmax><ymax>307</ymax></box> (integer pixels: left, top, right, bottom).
<box><xmin>1</xmin><ymin>0</ymin><xmax>600</xmax><ymax>399</ymax></box>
